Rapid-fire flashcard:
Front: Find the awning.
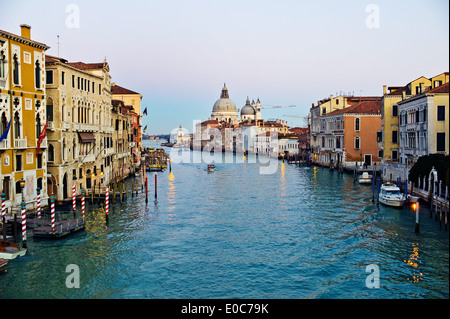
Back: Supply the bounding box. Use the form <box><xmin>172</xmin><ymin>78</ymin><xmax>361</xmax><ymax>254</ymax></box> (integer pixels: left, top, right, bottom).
<box><xmin>78</xmin><ymin>132</ymin><xmax>96</xmax><ymax>143</ymax></box>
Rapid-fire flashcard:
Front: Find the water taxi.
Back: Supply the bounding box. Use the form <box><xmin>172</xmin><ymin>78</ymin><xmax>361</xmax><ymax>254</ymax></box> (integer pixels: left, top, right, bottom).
<box><xmin>207</xmin><ymin>164</ymin><xmax>215</xmax><ymax>172</ymax></box>
<box><xmin>0</xmin><ymin>240</ymin><xmax>27</xmax><ymax>260</ymax></box>
<box><xmin>379</xmin><ymin>183</ymin><xmax>406</xmax><ymax>207</ymax></box>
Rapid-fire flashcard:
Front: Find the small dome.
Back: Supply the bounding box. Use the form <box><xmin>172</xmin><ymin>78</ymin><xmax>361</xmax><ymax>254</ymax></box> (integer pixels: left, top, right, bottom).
<box><xmin>241</xmin><ymin>97</ymin><xmax>255</xmax><ymax>115</ymax></box>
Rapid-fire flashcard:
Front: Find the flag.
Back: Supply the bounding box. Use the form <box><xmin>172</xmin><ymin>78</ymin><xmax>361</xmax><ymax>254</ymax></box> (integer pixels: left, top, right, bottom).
<box><xmin>0</xmin><ymin>118</ymin><xmax>12</xmax><ymax>143</ymax></box>
<box><xmin>36</xmin><ymin>119</ymin><xmax>48</xmax><ymax>156</ymax></box>
<box><xmin>143</xmin><ymin>125</ymin><xmax>147</xmax><ymax>131</ymax></box>
<box><xmin>143</xmin><ymin>108</ymin><xmax>147</xmax><ymax>116</ymax></box>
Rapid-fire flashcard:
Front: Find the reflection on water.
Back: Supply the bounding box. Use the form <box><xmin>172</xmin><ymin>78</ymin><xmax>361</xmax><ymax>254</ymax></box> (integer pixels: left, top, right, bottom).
<box><xmin>0</xmin><ymin>142</ymin><xmax>448</xmax><ymax>299</ymax></box>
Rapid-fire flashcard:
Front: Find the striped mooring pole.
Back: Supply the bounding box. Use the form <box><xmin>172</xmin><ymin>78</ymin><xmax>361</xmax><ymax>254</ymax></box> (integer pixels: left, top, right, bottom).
<box><xmin>21</xmin><ymin>199</ymin><xmax>27</xmax><ymax>248</ymax></box>
<box><xmin>2</xmin><ymin>193</ymin><xmax>6</xmax><ymax>240</ymax></box>
<box><xmin>105</xmin><ymin>187</ymin><xmax>109</xmax><ymax>223</ymax></box>
<box><xmin>51</xmin><ymin>194</ymin><xmax>55</xmax><ymax>232</ymax></box>
<box><xmin>141</xmin><ymin>165</ymin><xmax>144</xmax><ymax>191</ymax></box>
<box><xmin>36</xmin><ymin>188</ymin><xmax>41</xmax><ymax>219</ymax></box>
<box><xmin>81</xmin><ymin>189</ymin><xmax>85</xmax><ymax>222</ymax></box>
<box><xmin>72</xmin><ymin>184</ymin><xmax>76</xmax><ymax>210</ymax></box>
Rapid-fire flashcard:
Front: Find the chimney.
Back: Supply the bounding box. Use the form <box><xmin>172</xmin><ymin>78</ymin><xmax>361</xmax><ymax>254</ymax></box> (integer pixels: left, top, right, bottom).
<box><xmin>20</xmin><ymin>24</ymin><xmax>31</xmax><ymax>39</ymax></box>
<box><xmin>383</xmin><ymin>85</ymin><xmax>387</xmax><ymax>95</ymax></box>
<box><xmin>402</xmin><ymin>90</ymin><xmax>406</xmax><ymax>100</ymax></box>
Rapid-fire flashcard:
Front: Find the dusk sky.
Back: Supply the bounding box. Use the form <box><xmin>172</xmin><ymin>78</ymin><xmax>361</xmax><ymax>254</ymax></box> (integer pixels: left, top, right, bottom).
<box><xmin>2</xmin><ymin>0</ymin><xmax>449</xmax><ymax>134</ymax></box>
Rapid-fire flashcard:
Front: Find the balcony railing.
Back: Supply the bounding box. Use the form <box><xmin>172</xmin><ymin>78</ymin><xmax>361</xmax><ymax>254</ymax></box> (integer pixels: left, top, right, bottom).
<box><xmin>48</xmin><ymin>122</ymin><xmax>55</xmax><ymax>131</ymax></box>
<box><xmin>79</xmin><ymin>123</ymin><xmax>98</xmax><ymax>132</ymax></box>
<box><xmin>63</xmin><ymin>122</ymin><xmax>71</xmax><ymax>130</ymax></box>
<box><xmin>103</xmin><ymin>147</ymin><xmax>114</xmax><ymax>156</ymax></box>
<box><xmin>14</xmin><ymin>138</ymin><xmax>27</xmax><ymax>149</ymax></box>
<box><xmin>72</xmin><ymin>123</ymin><xmax>80</xmax><ymax>130</ymax></box>
<box><xmin>117</xmin><ymin>151</ymin><xmax>129</xmax><ymax>159</ymax></box>
<box><xmin>39</xmin><ymin>137</ymin><xmax>48</xmax><ymax>149</ymax></box>
<box><xmin>80</xmin><ymin>154</ymin><xmax>96</xmax><ymax>163</ymax></box>
<box><xmin>0</xmin><ymin>139</ymin><xmax>7</xmax><ymax>150</ymax></box>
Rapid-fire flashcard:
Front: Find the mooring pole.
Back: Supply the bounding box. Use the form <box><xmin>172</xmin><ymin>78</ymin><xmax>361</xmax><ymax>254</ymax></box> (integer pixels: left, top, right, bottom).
<box><xmin>21</xmin><ymin>199</ymin><xmax>27</xmax><ymax>249</ymax></box>
<box><xmin>36</xmin><ymin>188</ymin><xmax>41</xmax><ymax>219</ymax></box>
<box><xmin>372</xmin><ymin>176</ymin><xmax>375</xmax><ymax>203</ymax></box>
<box><xmin>81</xmin><ymin>189</ymin><xmax>85</xmax><ymax>222</ymax></box>
<box><xmin>50</xmin><ymin>194</ymin><xmax>56</xmax><ymax>232</ymax></box>
<box><xmin>414</xmin><ymin>202</ymin><xmax>420</xmax><ymax>233</ymax></box>
<box><xmin>377</xmin><ymin>178</ymin><xmax>381</xmax><ymax>204</ymax></box>
<box><xmin>105</xmin><ymin>187</ymin><xmax>109</xmax><ymax>223</ymax></box>
<box><xmin>1</xmin><ymin>193</ymin><xmax>6</xmax><ymax>240</ymax></box>
<box><xmin>145</xmin><ymin>177</ymin><xmax>148</xmax><ymax>204</ymax></box>
<box><xmin>155</xmin><ymin>174</ymin><xmax>158</xmax><ymax>199</ymax></box>
<box><xmin>72</xmin><ymin>184</ymin><xmax>76</xmax><ymax>219</ymax></box>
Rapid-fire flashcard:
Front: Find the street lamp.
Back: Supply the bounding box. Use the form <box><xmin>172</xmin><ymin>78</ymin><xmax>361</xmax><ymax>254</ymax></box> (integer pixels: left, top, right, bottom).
<box><xmin>20</xmin><ymin>178</ymin><xmax>25</xmax><ymax>201</ymax></box>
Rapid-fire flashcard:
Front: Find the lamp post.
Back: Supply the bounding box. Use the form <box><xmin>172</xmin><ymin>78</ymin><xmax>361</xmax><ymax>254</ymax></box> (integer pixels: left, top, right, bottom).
<box><xmin>20</xmin><ymin>177</ymin><xmax>25</xmax><ymax>202</ymax></box>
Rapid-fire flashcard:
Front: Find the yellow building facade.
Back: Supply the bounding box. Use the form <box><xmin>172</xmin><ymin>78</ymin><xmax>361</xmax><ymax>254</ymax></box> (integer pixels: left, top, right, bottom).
<box><xmin>0</xmin><ymin>25</ymin><xmax>49</xmax><ymax>210</ymax></box>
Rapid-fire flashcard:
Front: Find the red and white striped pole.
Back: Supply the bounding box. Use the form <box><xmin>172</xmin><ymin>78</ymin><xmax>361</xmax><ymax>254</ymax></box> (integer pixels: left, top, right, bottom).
<box><xmin>81</xmin><ymin>189</ymin><xmax>85</xmax><ymax>222</ymax></box>
<box><xmin>50</xmin><ymin>195</ymin><xmax>55</xmax><ymax>232</ymax></box>
<box><xmin>36</xmin><ymin>188</ymin><xmax>41</xmax><ymax>219</ymax></box>
<box><xmin>21</xmin><ymin>199</ymin><xmax>27</xmax><ymax>248</ymax></box>
<box><xmin>2</xmin><ymin>193</ymin><xmax>7</xmax><ymax>240</ymax></box>
<box><xmin>72</xmin><ymin>184</ymin><xmax>76</xmax><ymax>211</ymax></box>
<box><xmin>141</xmin><ymin>165</ymin><xmax>144</xmax><ymax>190</ymax></box>
<box><xmin>105</xmin><ymin>187</ymin><xmax>109</xmax><ymax>223</ymax></box>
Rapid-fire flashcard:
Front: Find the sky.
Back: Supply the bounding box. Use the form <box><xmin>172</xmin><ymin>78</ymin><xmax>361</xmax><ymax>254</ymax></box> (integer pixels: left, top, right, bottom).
<box><xmin>1</xmin><ymin>0</ymin><xmax>449</xmax><ymax>134</ymax></box>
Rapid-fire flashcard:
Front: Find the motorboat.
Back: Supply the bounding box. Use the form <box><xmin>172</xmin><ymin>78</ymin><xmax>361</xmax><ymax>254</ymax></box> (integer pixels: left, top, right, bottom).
<box><xmin>358</xmin><ymin>172</ymin><xmax>372</xmax><ymax>184</ymax></box>
<box><xmin>0</xmin><ymin>258</ymin><xmax>9</xmax><ymax>273</ymax></box>
<box><xmin>207</xmin><ymin>164</ymin><xmax>215</xmax><ymax>172</ymax></box>
<box><xmin>379</xmin><ymin>182</ymin><xmax>406</xmax><ymax>207</ymax></box>
<box><xmin>0</xmin><ymin>240</ymin><xmax>27</xmax><ymax>260</ymax></box>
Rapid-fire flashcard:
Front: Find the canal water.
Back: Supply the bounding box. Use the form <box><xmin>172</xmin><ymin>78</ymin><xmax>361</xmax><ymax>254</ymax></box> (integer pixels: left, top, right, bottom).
<box><xmin>1</xmin><ymin>142</ymin><xmax>448</xmax><ymax>299</ymax></box>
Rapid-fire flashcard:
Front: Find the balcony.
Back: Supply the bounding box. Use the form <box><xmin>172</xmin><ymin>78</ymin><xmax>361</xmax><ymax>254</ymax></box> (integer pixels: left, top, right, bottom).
<box><xmin>39</xmin><ymin>137</ymin><xmax>48</xmax><ymax>149</ymax></box>
<box><xmin>63</xmin><ymin>122</ymin><xmax>71</xmax><ymax>130</ymax></box>
<box><xmin>14</xmin><ymin>138</ymin><xmax>27</xmax><ymax>149</ymax></box>
<box><xmin>48</xmin><ymin>122</ymin><xmax>55</xmax><ymax>131</ymax></box>
<box><xmin>103</xmin><ymin>147</ymin><xmax>114</xmax><ymax>156</ymax></box>
<box><xmin>79</xmin><ymin>123</ymin><xmax>98</xmax><ymax>132</ymax></box>
<box><xmin>80</xmin><ymin>154</ymin><xmax>96</xmax><ymax>163</ymax></box>
<box><xmin>72</xmin><ymin>123</ymin><xmax>80</xmax><ymax>130</ymax></box>
<box><xmin>117</xmin><ymin>151</ymin><xmax>129</xmax><ymax>159</ymax></box>
<box><xmin>0</xmin><ymin>78</ymin><xmax>6</xmax><ymax>89</ymax></box>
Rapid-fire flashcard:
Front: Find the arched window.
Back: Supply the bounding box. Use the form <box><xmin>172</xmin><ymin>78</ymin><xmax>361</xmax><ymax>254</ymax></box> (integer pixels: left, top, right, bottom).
<box><xmin>355</xmin><ymin>136</ymin><xmax>360</xmax><ymax>149</ymax></box>
<box><xmin>13</xmin><ymin>54</ymin><xmax>19</xmax><ymax>85</ymax></box>
<box><xmin>37</xmin><ymin>177</ymin><xmax>43</xmax><ymax>191</ymax></box>
<box><xmin>36</xmin><ymin>114</ymin><xmax>41</xmax><ymax>139</ymax></box>
<box><xmin>13</xmin><ymin>111</ymin><xmax>20</xmax><ymax>138</ymax></box>
<box><xmin>355</xmin><ymin>118</ymin><xmax>360</xmax><ymax>131</ymax></box>
<box><xmin>0</xmin><ymin>51</ymin><xmax>5</xmax><ymax>79</ymax></box>
<box><xmin>35</xmin><ymin>60</ymin><xmax>41</xmax><ymax>88</ymax></box>
<box><xmin>15</xmin><ymin>181</ymin><xmax>23</xmax><ymax>195</ymax></box>
<box><xmin>0</xmin><ymin>112</ymin><xmax>7</xmax><ymax>136</ymax></box>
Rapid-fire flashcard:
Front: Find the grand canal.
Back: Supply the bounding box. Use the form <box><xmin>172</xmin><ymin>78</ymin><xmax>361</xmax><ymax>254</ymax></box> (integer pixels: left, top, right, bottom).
<box><xmin>1</xmin><ymin>142</ymin><xmax>448</xmax><ymax>299</ymax></box>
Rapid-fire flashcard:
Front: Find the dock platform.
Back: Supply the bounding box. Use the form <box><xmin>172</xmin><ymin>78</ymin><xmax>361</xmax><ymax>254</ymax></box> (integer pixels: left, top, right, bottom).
<box><xmin>30</xmin><ymin>219</ymin><xmax>86</xmax><ymax>239</ymax></box>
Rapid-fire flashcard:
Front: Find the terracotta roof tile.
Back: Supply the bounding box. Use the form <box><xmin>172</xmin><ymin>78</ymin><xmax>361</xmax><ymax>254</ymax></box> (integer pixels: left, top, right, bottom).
<box><xmin>111</xmin><ymin>84</ymin><xmax>140</xmax><ymax>95</ymax></box>
<box><xmin>66</xmin><ymin>62</ymin><xmax>106</xmax><ymax>70</ymax></box>
<box><xmin>327</xmin><ymin>100</ymin><xmax>381</xmax><ymax>116</ymax></box>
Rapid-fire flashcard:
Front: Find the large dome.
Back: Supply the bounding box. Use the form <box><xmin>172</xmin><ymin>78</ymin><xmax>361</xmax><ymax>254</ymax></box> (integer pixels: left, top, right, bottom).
<box><xmin>240</xmin><ymin>97</ymin><xmax>255</xmax><ymax>115</ymax></box>
<box><xmin>212</xmin><ymin>84</ymin><xmax>237</xmax><ymax>113</ymax></box>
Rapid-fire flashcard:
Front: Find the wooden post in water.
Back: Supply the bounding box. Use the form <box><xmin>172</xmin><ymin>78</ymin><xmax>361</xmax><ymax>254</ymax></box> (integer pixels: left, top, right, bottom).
<box><xmin>21</xmin><ymin>199</ymin><xmax>27</xmax><ymax>248</ymax></box>
<box><xmin>131</xmin><ymin>178</ymin><xmax>134</xmax><ymax>198</ymax></box>
<box><xmin>105</xmin><ymin>187</ymin><xmax>109</xmax><ymax>223</ymax></box>
<box><xmin>51</xmin><ymin>195</ymin><xmax>55</xmax><ymax>232</ymax></box>
<box><xmin>120</xmin><ymin>179</ymin><xmax>123</xmax><ymax>203</ymax></box>
<box><xmin>155</xmin><ymin>174</ymin><xmax>158</xmax><ymax>199</ymax></box>
<box><xmin>113</xmin><ymin>179</ymin><xmax>117</xmax><ymax>203</ymax></box>
<box><xmin>377</xmin><ymin>178</ymin><xmax>381</xmax><ymax>204</ymax></box>
<box><xmin>372</xmin><ymin>176</ymin><xmax>375</xmax><ymax>203</ymax></box>
<box><xmin>81</xmin><ymin>189</ymin><xmax>85</xmax><ymax>222</ymax></box>
<box><xmin>414</xmin><ymin>202</ymin><xmax>419</xmax><ymax>233</ymax></box>
<box><xmin>36</xmin><ymin>188</ymin><xmax>41</xmax><ymax>219</ymax></box>
<box><xmin>145</xmin><ymin>177</ymin><xmax>148</xmax><ymax>204</ymax></box>
<box><xmin>1</xmin><ymin>193</ymin><xmax>6</xmax><ymax>240</ymax></box>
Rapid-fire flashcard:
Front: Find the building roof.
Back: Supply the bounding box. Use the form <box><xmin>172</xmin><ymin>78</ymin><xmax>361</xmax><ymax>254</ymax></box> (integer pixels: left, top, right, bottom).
<box><xmin>66</xmin><ymin>62</ymin><xmax>107</xmax><ymax>70</ymax></box>
<box><xmin>398</xmin><ymin>82</ymin><xmax>449</xmax><ymax>104</ymax></box>
<box><xmin>0</xmin><ymin>28</ymin><xmax>49</xmax><ymax>50</ymax></box>
<box><xmin>326</xmin><ymin>100</ymin><xmax>381</xmax><ymax>116</ymax></box>
<box><xmin>111</xmin><ymin>83</ymin><xmax>141</xmax><ymax>95</ymax></box>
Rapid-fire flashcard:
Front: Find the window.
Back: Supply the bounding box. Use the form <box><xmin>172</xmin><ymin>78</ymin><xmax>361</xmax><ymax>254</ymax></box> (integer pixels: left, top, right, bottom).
<box><xmin>23</xmin><ymin>52</ymin><xmax>31</xmax><ymax>64</ymax></box>
<box><xmin>392</xmin><ymin>104</ymin><xmax>398</xmax><ymax>117</ymax></box>
<box><xmin>0</xmin><ymin>51</ymin><xmax>5</xmax><ymax>78</ymax></box>
<box><xmin>436</xmin><ymin>132</ymin><xmax>446</xmax><ymax>152</ymax></box>
<box><xmin>37</xmin><ymin>178</ymin><xmax>43</xmax><ymax>191</ymax></box>
<box><xmin>423</xmin><ymin>107</ymin><xmax>427</xmax><ymax>122</ymax></box>
<box><xmin>15</xmin><ymin>181</ymin><xmax>23</xmax><ymax>195</ymax></box>
<box><xmin>322</xmin><ymin>108</ymin><xmax>326</xmax><ymax>115</ymax></box>
<box><xmin>415</xmin><ymin>110</ymin><xmax>419</xmax><ymax>123</ymax></box>
<box><xmin>437</xmin><ymin>105</ymin><xmax>445</xmax><ymax>121</ymax></box>
<box><xmin>2</xmin><ymin>177</ymin><xmax>10</xmax><ymax>200</ymax></box>
<box><xmin>46</xmin><ymin>98</ymin><xmax>53</xmax><ymax>121</ymax></box>
<box><xmin>355</xmin><ymin>118</ymin><xmax>360</xmax><ymax>131</ymax></box>
<box><xmin>46</xmin><ymin>70</ymin><xmax>53</xmax><ymax>85</ymax></box>
<box><xmin>392</xmin><ymin>130</ymin><xmax>398</xmax><ymax>144</ymax></box>
<box><xmin>13</xmin><ymin>111</ymin><xmax>20</xmax><ymax>139</ymax></box>
<box><xmin>354</xmin><ymin>136</ymin><xmax>360</xmax><ymax>149</ymax></box>
<box><xmin>15</xmin><ymin>154</ymin><xmax>22</xmax><ymax>171</ymax></box>
<box><xmin>13</xmin><ymin>54</ymin><xmax>19</xmax><ymax>85</ymax></box>
<box><xmin>37</xmin><ymin>153</ymin><xmax>42</xmax><ymax>169</ymax></box>
<box><xmin>48</xmin><ymin>144</ymin><xmax>54</xmax><ymax>162</ymax></box>
<box><xmin>72</xmin><ymin>75</ymin><xmax>75</xmax><ymax>88</ymax></box>
<box><xmin>61</xmin><ymin>71</ymin><xmax>65</xmax><ymax>85</ymax></box>
<box><xmin>377</xmin><ymin>131</ymin><xmax>382</xmax><ymax>142</ymax></box>
<box><xmin>434</xmin><ymin>80</ymin><xmax>442</xmax><ymax>88</ymax></box>
<box><xmin>26</xmin><ymin>152</ymin><xmax>33</xmax><ymax>164</ymax></box>
<box><xmin>35</xmin><ymin>61</ymin><xmax>41</xmax><ymax>88</ymax></box>
<box><xmin>92</xmin><ymin>82</ymin><xmax>95</xmax><ymax>93</ymax></box>
<box><xmin>378</xmin><ymin>149</ymin><xmax>383</xmax><ymax>158</ymax></box>
<box><xmin>77</xmin><ymin>77</ymin><xmax>80</xmax><ymax>89</ymax></box>
<box><xmin>392</xmin><ymin>150</ymin><xmax>398</xmax><ymax>160</ymax></box>
<box><xmin>98</xmin><ymin>84</ymin><xmax>101</xmax><ymax>94</ymax></box>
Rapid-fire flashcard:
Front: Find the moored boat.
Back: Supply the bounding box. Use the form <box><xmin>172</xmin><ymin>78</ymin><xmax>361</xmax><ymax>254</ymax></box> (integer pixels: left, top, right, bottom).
<box><xmin>0</xmin><ymin>240</ymin><xmax>27</xmax><ymax>260</ymax></box>
<box><xmin>358</xmin><ymin>172</ymin><xmax>372</xmax><ymax>184</ymax></box>
<box><xmin>379</xmin><ymin>182</ymin><xmax>406</xmax><ymax>207</ymax></box>
<box><xmin>207</xmin><ymin>164</ymin><xmax>215</xmax><ymax>172</ymax></box>
<box><xmin>0</xmin><ymin>258</ymin><xmax>9</xmax><ymax>273</ymax></box>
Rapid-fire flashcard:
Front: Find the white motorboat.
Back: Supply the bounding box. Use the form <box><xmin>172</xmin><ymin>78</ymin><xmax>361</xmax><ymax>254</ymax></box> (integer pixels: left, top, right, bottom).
<box><xmin>0</xmin><ymin>240</ymin><xmax>27</xmax><ymax>260</ymax></box>
<box><xmin>379</xmin><ymin>182</ymin><xmax>406</xmax><ymax>207</ymax></box>
<box><xmin>358</xmin><ymin>172</ymin><xmax>372</xmax><ymax>184</ymax></box>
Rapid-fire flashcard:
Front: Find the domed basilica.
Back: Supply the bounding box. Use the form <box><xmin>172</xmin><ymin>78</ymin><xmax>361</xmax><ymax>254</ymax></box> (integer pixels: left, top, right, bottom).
<box><xmin>211</xmin><ymin>84</ymin><xmax>261</xmax><ymax>124</ymax></box>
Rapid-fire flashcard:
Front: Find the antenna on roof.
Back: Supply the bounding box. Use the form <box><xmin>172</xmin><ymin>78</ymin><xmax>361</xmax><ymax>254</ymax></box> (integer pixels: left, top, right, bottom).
<box><xmin>57</xmin><ymin>35</ymin><xmax>60</xmax><ymax>57</ymax></box>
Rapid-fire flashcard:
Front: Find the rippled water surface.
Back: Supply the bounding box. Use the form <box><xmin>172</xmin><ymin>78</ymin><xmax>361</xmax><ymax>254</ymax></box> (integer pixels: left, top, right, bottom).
<box><xmin>1</xmin><ymin>143</ymin><xmax>448</xmax><ymax>299</ymax></box>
